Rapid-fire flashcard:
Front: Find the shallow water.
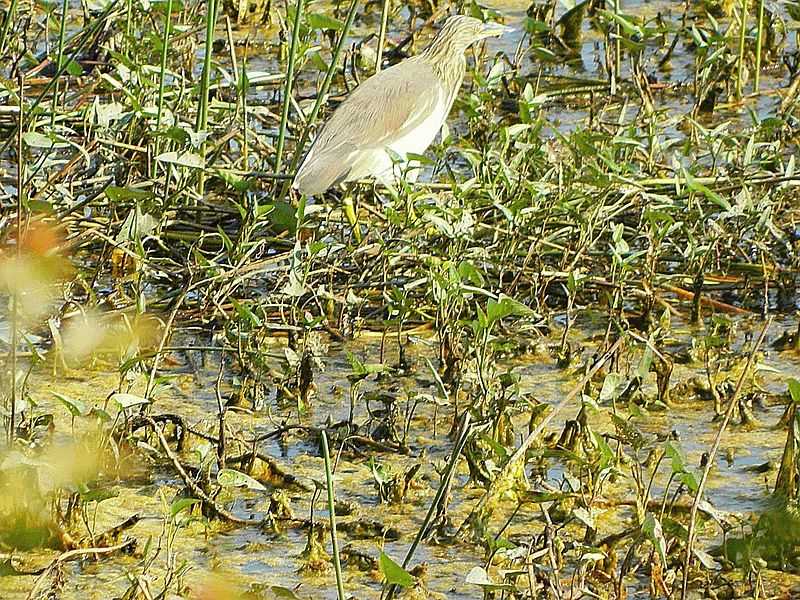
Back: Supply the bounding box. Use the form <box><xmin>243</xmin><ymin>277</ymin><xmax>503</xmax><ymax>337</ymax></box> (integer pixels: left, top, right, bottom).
<box><xmin>1</xmin><ymin>311</ymin><xmax>799</xmax><ymax>598</ymax></box>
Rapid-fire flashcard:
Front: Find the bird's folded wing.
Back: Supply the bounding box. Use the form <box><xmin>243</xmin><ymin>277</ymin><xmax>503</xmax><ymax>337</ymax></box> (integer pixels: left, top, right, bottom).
<box><xmin>293</xmin><ymin>60</ymin><xmax>445</xmax><ymax>195</ymax></box>
<box><xmin>313</xmin><ymin>59</ymin><xmax>446</xmax><ymax>154</ymax></box>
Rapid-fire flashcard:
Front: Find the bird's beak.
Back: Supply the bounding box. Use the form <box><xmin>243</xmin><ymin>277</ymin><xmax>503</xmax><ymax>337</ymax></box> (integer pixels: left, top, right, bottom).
<box><xmin>480</xmin><ymin>21</ymin><xmax>514</xmax><ymax>38</ymax></box>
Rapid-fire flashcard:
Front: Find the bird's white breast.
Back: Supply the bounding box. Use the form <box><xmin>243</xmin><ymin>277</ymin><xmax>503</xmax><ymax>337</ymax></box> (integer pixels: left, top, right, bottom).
<box><xmin>364</xmin><ymin>88</ymin><xmax>448</xmax><ymax>184</ymax></box>
<box><xmin>387</xmin><ymin>89</ymin><xmax>449</xmax><ymax>158</ymax></box>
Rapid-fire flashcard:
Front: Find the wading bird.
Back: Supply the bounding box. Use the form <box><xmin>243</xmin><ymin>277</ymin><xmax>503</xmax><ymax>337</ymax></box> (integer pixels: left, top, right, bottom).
<box><xmin>292</xmin><ymin>15</ymin><xmax>511</xmax><ymax>196</ymax></box>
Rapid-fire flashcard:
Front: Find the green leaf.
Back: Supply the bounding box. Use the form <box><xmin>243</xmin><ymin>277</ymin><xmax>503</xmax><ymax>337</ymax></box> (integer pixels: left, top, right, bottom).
<box><xmin>155</xmin><ymin>150</ymin><xmax>204</xmax><ymax>169</ymax></box>
<box><xmin>78</xmin><ymin>484</ymin><xmax>118</xmax><ymax>503</ymax></box>
<box><xmin>89</xmin><ymin>406</ymin><xmax>113</xmax><ymax>422</ymax></box>
<box><xmin>683</xmin><ymin>168</ymin><xmax>731</xmax><ymax>211</ymax></box>
<box><xmin>23</xmin><ymin>131</ymin><xmax>69</xmax><ymax>149</ymax></box>
<box><xmin>64</xmin><ymin>59</ymin><xmax>84</xmax><ymax>76</ymax></box>
<box><xmin>306</xmin><ymin>12</ymin><xmax>344</xmax><ymax>30</ymax></box>
<box><xmin>379</xmin><ymin>552</ymin><xmax>415</xmax><ymax>587</ymax></box>
<box><xmin>599</xmin><ymin>373</ymin><xmax>627</xmax><ymax>403</ymax></box>
<box><xmin>267</xmin><ymin>200</ymin><xmax>297</xmax><ymax>234</ymax></box>
<box><xmin>788</xmin><ymin>378</ymin><xmax>800</xmax><ymax>404</ymax></box>
<box><xmin>52</xmin><ymin>392</ymin><xmax>88</xmax><ymax>417</ymax></box>
<box><xmin>213</xmin><ymin>168</ymin><xmax>252</xmax><ymax>192</ymax></box>
<box><xmin>217</xmin><ymin>468</ymin><xmax>267</xmax><ymax>491</ymax></box>
<box><xmin>573</xmin><ymin>506</ymin><xmax>597</xmax><ymax>529</ymax></box>
<box><xmin>486</xmin><ymin>294</ymin><xmax>534</xmax><ymax>327</ymax></box>
<box><xmin>170</xmin><ymin>497</ymin><xmax>201</xmax><ymax>517</ymax></box>
<box><xmin>665</xmin><ymin>441</ymin><xmax>688</xmax><ymax>474</ymax></box>
<box><xmin>636</xmin><ymin>344</ymin><xmax>654</xmax><ymax>381</ymax></box>
<box><xmin>104</xmin><ymin>185</ymin><xmax>154</xmax><ymax>202</ymax></box>
<box><xmin>642</xmin><ymin>513</ymin><xmax>667</xmax><ymax>566</ymax></box>
<box><xmin>110</xmin><ymin>392</ymin><xmax>151</xmax><ymax>410</ymax></box>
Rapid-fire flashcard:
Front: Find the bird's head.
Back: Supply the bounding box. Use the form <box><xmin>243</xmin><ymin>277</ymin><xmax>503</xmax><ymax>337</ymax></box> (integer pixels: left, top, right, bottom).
<box><xmin>432</xmin><ymin>15</ymin><xmax>512</xmax><ymax>52</ymax></box>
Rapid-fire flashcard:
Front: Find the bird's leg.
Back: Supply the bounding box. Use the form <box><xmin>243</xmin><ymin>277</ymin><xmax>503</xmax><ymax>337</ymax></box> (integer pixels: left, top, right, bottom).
<box><xmin>341</xmin><ymin>184</ymin><xmax>362</xmax><ymax>244</ymax></box>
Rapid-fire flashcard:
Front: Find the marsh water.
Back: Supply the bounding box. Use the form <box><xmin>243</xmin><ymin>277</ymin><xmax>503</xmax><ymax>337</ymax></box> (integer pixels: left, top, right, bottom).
<box><xmin>0</xmin><ymin>312</ymin><xmax>797</xmax><ymax>599</ymax></box>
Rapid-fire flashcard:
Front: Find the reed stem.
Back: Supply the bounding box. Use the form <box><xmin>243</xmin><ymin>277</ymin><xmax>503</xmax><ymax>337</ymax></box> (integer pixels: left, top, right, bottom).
<box><xmin>275</xmin><ymin>0</ymin><xmax>304</xmax><ymax>174</ymax></box>
<box><xmin>50</xmin><ymin>0</ymin><xmax>69</xmax><ymax>128</ymax></box>
<box><xmin>10</xmin><ymin>74</ymin><xmax>24</xmax><ymax>444</ymax></box>
<box><xmin>155</xmin><ymin>0</ymin><xmax>174</xmax><ymax>139</ymax></box>
<box><xmin>279</xmin><ymin>0</ymin><xmax>360</xmax><ymax>200</ymax></box>
<box><xmin>320</xmin><ymin>431</ymin><xmax>346</xmax><ymax>600</ymax></box>
<box><xmin>0</xmin><ymin>0</ymin><xmax>18</xmax><ymax>54</ymax></box>
<box><xmin>754</xmin><ymin>0</ymin><xmax>765</xmax><ymax>93</ymax></box>
<box><xmin>196</xmin><ymin>0</ymin><xmax>219</xmax><ymax>194</ymax></box>
<box><xmin>376</xmin><ymin>0</ymin><xmax>390</xmax><ymax>72</ymax></box>
<box><xmin>736</xmin><ymin>0</ymin><xmax>748</xmax><ymax>99</ymax></box>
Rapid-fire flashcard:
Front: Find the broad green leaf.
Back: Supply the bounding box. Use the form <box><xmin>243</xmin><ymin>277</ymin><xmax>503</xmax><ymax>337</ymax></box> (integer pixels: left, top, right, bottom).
<box><xmin>170</xmin><ymin>497</ymin><xmax>201</xmax><ymax>517</ymax></box>
<box><xmin>23</xmin><ymin>131</ymin><xmax>69</xmax><ymax>149</ymax></box>
<box><xmin>599</xmin><ymin>373</ymin><xmax>627</xmax><ymax>403</ymax></box>
<box><xmin>573</xmin><ymin>506</ymin><xmax>597</xmax><ymax>530</ymax></box>
<box><xmin>788</xmin><ymin>378</ymin><xmax>800</xmax><ymax>404</ymax></box>
<box><xmin>306</xmin><ymin>12</ymin><xmax>344</xmax><ymax>30</ymax></box>
<box><xmin>78</xmin><ymin>483</ymin><xmax>118</xmax><ymax>503</ymax></box>
<box><xmin>379</xmin><ymin>552</ymin><xmax>415</xmax><ymax>587</ymax></box>
<box><xmin>104</xmin><ymin>185</ymin><xmax>154</xmax><ymax>202</ymax></box>
<box><xmin>642</xmin><ymin>513</ymin><xmax>667</xmax><ymax>566</ymax></box>
<box><xmin>52</xmin><ymin>392</ymin><xmax>88</xmax><ymax>417</ymax></box>
<box><xmin>665</xmin><ymin>441</ymin><xmax>688</xmax><ymax>474</ymax></box>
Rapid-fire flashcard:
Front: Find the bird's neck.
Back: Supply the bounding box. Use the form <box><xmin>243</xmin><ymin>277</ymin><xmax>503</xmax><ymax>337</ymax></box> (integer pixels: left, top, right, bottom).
<box><xmin>416</xmin><ymin>50</ymin><xmax>466</xmax><ymax>98</ymax></box>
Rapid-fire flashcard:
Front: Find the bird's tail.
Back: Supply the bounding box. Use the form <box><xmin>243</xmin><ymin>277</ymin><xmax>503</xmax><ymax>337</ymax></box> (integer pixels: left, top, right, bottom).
<box><xmin>293</xmin><ymin>149</ymin><xmax>352</xmax><ymax>196</ymax></box>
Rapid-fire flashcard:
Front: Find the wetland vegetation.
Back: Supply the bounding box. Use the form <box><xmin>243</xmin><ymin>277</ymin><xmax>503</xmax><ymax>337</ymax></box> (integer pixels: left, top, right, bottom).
<box><xmin>2</xmin><ymin>0</ymin><xmax>800</xmax><ymax>597</ymax></box>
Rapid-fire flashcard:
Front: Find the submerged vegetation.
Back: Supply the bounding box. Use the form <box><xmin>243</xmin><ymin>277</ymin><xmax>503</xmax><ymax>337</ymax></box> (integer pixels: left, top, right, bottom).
<box><xmin>1</xmin><ymin>0</ymin><xmax>800</xmax><ymax>597</ymax></box>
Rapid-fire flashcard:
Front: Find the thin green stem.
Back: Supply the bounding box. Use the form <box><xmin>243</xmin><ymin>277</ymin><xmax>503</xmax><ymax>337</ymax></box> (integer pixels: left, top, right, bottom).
<box><xmin>241</xmin><ymin>43</ymin><xmax>250</xmax><ymax>167</ymax></box>
<box><xmin>754</xmin><ymin>0</ymin><xmax>765</xmax><ymax>93</ymax></box>
<box><xmin>736</xmin><ymin>0</ymin><xmax>748</xmax><ymax>99</ymax></box>
<box><xmin>320</xmin><ymin>431</ymin><xmax>346</xmax><ymax>600</ymax></box>
<box><xmin>50</xmin><ymin>0</ymin><xmax>69</xmax><ymax>129</ymax></box>
<box><xmin>376</xmin><ymin>0</ymin><xmax>390</xmax><ymax>72</ymax></box>
<box><xmin>0</xmin><ymin>0</ymin><xmax>19</xmax><ymax>54</ymax></box>
<box><xmin>279</xmin><ymin>0</ymin><xmax>360</xmax><ymax>199</ymax></box>
<box><xmin>196</xmin><ymin>0</ymin><xmax>219</xmax><ymax>194</ymax></box>
<box><xmin>614</xmin><ymin>0</ymin><xmax>621</xmax><ymax>90</ymax></box>
<box><xmin>10</xmin><ymin>74</ymin><xmax>24</xmax><ymax>445</ymax></box>
<box><xmin>275</xmin><ymin>0</ymin><xmax>304</xmax><ymax>174</ymax></box>
<box><xmin>155</xmin><ymin>0</ymin><xmax>174</xmax><ymax>142</ymax></box>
